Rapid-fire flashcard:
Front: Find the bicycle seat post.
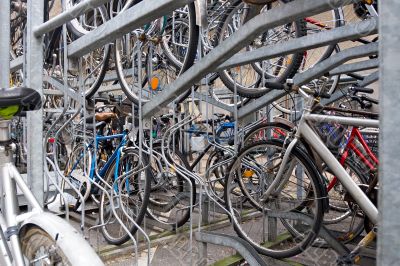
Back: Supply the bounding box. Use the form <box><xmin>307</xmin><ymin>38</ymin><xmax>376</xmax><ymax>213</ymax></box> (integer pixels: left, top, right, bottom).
<box><xmin>0</xmin><ymin>119</ymin><xmax>13</xmax><ymax>165</ymax></box>
<box><xmin>0</xmin><ymin>119</ymin><xmax>11</xmax><ymax>141</ymax></box>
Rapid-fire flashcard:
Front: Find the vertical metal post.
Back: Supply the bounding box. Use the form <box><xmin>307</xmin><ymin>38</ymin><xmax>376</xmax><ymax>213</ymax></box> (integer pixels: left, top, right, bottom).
<box><xmin>0</xmin><ymin>0</ymin><xmax>10</xmax><ymax>87</ymax></box>
<box><xmin>26</xmin><ymin>1</ymin><xmax>44</xmax><ymax>205</ymax></box>
<box><xmin>0</xmin><ymin>6</ymin><xmax>14</xmax><ymax>265</ymax></box>
<box><xmin>198</xmin><ymin>193</ymin><xmax>209</xmax><ymax>266</ymax></box>
<box><xmin>378</xmin><ymin>1</ymin><xmax>400</xmax><ymax>265</ymax></box>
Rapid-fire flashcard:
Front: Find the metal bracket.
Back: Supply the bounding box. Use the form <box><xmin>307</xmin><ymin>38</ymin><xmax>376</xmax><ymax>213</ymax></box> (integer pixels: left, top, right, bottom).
<box><xmin>4</xmin><ymin>226</ymin><xmax>19</xmax><ymax>241</ymax></box>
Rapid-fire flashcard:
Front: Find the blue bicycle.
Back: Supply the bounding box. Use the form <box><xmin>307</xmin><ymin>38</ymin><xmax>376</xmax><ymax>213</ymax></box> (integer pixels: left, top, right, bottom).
<box><xmin>63</xmin><ymin>113</ymin><xmax>151</xmax><ymax>245</ymax></box>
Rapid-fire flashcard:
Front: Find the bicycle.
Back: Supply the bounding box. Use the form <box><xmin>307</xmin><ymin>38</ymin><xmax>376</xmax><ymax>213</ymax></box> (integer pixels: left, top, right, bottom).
<box><xmin>223</xmin><ymin>81</ymin><xmax>379</xmax><ymax>260</ymax></box>
<box><xmin>0</xmin><ymin>87</ymin><xmax>103</xmax><ymax>265</ymax></box>
<box><xmin>63</xmin><ymin>109</ymin><xmax>151</xmax><ymax>245</ymax></box>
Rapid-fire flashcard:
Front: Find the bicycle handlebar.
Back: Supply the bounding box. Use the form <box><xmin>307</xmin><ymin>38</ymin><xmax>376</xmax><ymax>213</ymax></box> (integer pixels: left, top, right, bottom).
<box><xmin>351</xmin><ymin>86</ymin><xmax>374</xmax><ymax>94</ymax></box>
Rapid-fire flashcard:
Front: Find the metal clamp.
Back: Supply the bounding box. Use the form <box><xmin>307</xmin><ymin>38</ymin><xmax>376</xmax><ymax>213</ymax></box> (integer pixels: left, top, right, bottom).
<box><xmin>4</xmin><ymin>226</ymin><xmax>19</xmax><ymax>241</ymax></box>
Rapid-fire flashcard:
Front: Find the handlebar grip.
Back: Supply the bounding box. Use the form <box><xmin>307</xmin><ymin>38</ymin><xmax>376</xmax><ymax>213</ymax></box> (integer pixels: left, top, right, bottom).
<box><xmin>265</xmin><ymin>81</ymin><xmax>285</xmax><ymax>90</ymax></box>
<box><xmin>361</xmin><ymin>95</ymin><xmax>379</xmax><ymax>105</ymax></box>
<box><xmin>351</xmin><ymin>86</ymin><xmax>374</xmax><ymax>94</ymax></box>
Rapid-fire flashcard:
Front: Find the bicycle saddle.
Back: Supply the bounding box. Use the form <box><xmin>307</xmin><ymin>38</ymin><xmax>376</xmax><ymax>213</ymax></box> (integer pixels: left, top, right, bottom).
<box><xmin>0</xmin><ymin>87</ymin><xmax>42</xmax><ymax>118</ymax></box>
<box><xmin>0</xmin><ymin>87</ymin><xmax>41</xmax><ymax>110</ymax></box>
<box><xmin>214</xmin><ymin>113</ymin><xmax>225</xmax><ymax>118</ymax></box>
<box><xmin>95</xmin><ymin>112</ymin><xmax>117</xmax><ymax>122</ymax></box>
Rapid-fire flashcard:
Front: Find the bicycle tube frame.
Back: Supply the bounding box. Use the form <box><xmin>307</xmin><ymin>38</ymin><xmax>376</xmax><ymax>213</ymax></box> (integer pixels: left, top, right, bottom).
<box><xmin>93</xmin><ymin>133</ymin><xmax>127</xmax><ymax>178</ymax></box>
<box><xmin>347</xmin><ymin>127</ymin><xmax>379</xmax><ymax>166</ymax></box>
<box><xmin>327</xmin><ymin>127</ymin><xmax>378</xmax><ymax>191</ymax></box>
<box><xmin>301</xmin><ymin>114</ymin><xmax>379</xmax><ymax>224</ymax></box>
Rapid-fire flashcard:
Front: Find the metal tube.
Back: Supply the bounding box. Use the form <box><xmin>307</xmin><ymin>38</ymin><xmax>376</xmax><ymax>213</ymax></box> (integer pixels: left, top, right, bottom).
<box><xmin>143</xmin><ymin>0</ymin><xmax>357</xmax><ymax>118</ymax></box>
<box><xmin>294</xmin><ymin>42</ymin><xmax>378</xmax><ymax>86</ymax></box>
<box><xmin>10</xmin><ymin>56</ymin><xmax>23</xmax><ymax>73</ymax></box>
<box><xmin>34</xmin><ymin>0</ymin><xmax>112</xmax><ymax>37</ymax></box>
<box><xmin>358</xmin><ymin>71</ymin><xmax>379</xmax><ymax>88</ymax></box>
<box><xmin>238</xmin><ymin>90</ymin><xmax>286</xmax><ymax>119</ymax></box>
<box><xmin>329</xmin><ymin>59</ymin><xmax>379</xmax><ymax>76</ymax></box>
<box><xmin>304</xmin><ymin>114</ymin><xmax>379</xmax><ymax>128</ymax></box>
<box><xmin>1</xmin><ymin>165</ymin><xmax>25</xmax><ymax>266</ymax></box>
<box><xmin>9</xmin><ymin>165</ymin><xmax>42</xmax><ymax>211</ymax></box>
<box><xmin>68</xmin><ymin>0</ymin><xmax>193</xmax><ymax>58</ymax></box>
<box><xmin>217</xmin><ymin>17</ymin><xmax>378</xmax><ymax>72</ymax></box>
<box><xmin>378</xmin><ymin>0</ymin><xmax>400</xmax><ymax>264</ymax></box>
<box><xmin>0</xmin><ymin>0</ymin><xmax>10</xmax><ymax>88</ymax></box>
<box><xmin>26</xmin><ymin>0</ymin><xmax>44</xmax><ymax>206</ymax></box>
<box><xmin>300</xmin><ymin>123</ymin><xmax>378</xmax><ymax>224</ymax></box>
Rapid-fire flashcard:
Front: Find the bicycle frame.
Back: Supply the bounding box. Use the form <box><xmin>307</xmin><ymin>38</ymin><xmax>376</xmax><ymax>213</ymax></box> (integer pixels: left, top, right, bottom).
<box><xmin>342</xmin><ymin>126</ymin><xmax>378</xmax><ymax>169</ymax></box>
<box><xmin>327</xmin><ymin>126</ymin><xmax>378</xmax><ymax>191</ymax></box>
<box><xmin>0</xmin><ymin>120</ymin><xmax>41</xmax><ymax>265</ymax></box>
<box><xmin>65</xmin><ymin>131</ymin><xmax>128</xmax><ymax>201</ymax></box>
<box><xmin>299</xmin><ymin>113</ymin><xmax>379</xmax><ymax>224</ymax></box>
<box><xmin>91</xmin><ymin>132</ymin><xmax>127</xmax><ymax>180</ymax></box>
<box><xmin>260</xmin><ymin>99</ymin><xmax>379</xmax><ymax>225</ymax></box>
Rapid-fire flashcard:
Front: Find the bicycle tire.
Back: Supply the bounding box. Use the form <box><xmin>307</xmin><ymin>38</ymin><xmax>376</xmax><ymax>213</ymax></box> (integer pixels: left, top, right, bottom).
<box><xmin>62</xmin><ymin>0</ymin><xmax>111</xmax><ymax>99</ymax></box>
<box><xmin>61</xmin><ymin>142</ymin><xmax>92</xmax><ymax>210</ymax></box>
<box><xmin>99</xmin><ymin>147</ymin><xmax>151</xmax><ymax>245</ymax></box>
<box><xmin>115</xmin><ymin>3</ymin><xmax>198</xmax><ymax>104</ymax></box>
<box><xmin>321</xmin><ymin>158</ymin><xmax>367</xmax><ymax>244</ymax></box>
<box><xmin>204</xmin><ymin>149</ymin><xmax>230</xmax><ymax>202</ymax></box>
<box><xmin>302</xmin><ymin>8</ymin><xmax>343</xmax><ymax>68</ymax></box>
<box><xmin>243</xmin><ymin>121</ymin><xmax>293</xmax><ymax>146</ymax></box>
<box><xmin>224</xmin><ymin>140</ymin><xmax>324</xmax><ymax>259</ymax></box>
<box><xmin>146</xmin><ymin>144</ymin><xmax>196</xmax><ymax>230</ymax></box>
<box><xmin>216</xmin><ymin>1</ymin><xmax>306</xmax><ymax>99</ymax></box>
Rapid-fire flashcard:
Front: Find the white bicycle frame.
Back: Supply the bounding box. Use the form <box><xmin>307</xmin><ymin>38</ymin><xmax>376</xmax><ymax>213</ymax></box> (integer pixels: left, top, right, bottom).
<box><xmin>0</xmin><ymin>120</ymin><xmax>42</xmax><ymax>266</ymax></box>
<box><xmin>260</xmin><ymin>91</ymin><xmax>379</xmax><ymax>225</ymax></box>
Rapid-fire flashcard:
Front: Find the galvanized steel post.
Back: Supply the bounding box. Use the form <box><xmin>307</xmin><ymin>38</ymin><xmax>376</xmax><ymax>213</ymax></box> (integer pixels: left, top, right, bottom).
<box><xmin>0</xmin><ymin>0</ymin><xmax>10</xmax><ymax>87</ymax></box>
<box><xmin>26</xmin><ymin>0</ymin><xmax>44</xmax><ymax>206</ymax></box>
<box><xmin>378</xmin><ymin>0</ymin><xmax>400</xmax><ymax>264</ymax></box>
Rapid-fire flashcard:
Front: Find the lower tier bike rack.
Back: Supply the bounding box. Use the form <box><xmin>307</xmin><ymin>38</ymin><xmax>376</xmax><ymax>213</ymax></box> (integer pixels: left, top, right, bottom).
<box><xmin>195</xmin><ymin>231</ymin><xmax>267</xmax><ymax>266</ymax></box>
<box><xmin>267</xmin><ymin>211</ymin><xmax>351</xmax><ymax>256</ymax></box>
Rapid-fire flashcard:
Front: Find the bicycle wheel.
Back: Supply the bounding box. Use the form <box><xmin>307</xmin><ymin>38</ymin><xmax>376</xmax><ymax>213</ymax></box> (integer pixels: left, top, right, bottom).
<box><xmin>146</xmin><ymin>144</ymin><xmax>196</xmax><ymax>229</ymax></box>
<box><xmin>20</xmin><ymin>226</ymin><xmax>102</xmax><ymax>265</ymax></box>
<box><xmin>205</xmin><ymin>149</ymin><xmax>231</xmax><ymax>202</ymax></box>
<box><xmin>224</xmin><ymin>140</ymin><xmax>324</xmax><ymax>259</ymax></box>
<box><xmin>115</xmin><ymin>3</ymin><xmax>198</xmax><ymax>104</ymax></box>
<box><xmin>99</xmin><ymin>148</ymin><xmax>151</xmax><ymax>245</ymax></box>
<box><xmin>243</xmin><ymin>121</ymin><xmax>292</xmax><ymax>145</ymax></box>
<box><xmin>321</xmin><ymin>159</ymin><xmax>367</xmax><ymax>243</ymax></box>
<box><xmin>62</xmin><ymin>142</ymin><xmax>92</xmax><ymax>210</ymax></box>
<box><xmin>217</xmin><ymin>1</ymin><xmax>306</xmax><ymax>98</ymax></box>
<box><xmin>59</xmin><ymin>0</ymin><xmax>111</xmax><ymax>99</ymax></box>
<box><xmin>302</xmin><ymin>8</ymin><xmax>343</xmax><ymax>69</ymax></box>
<box><xmin>21</xmin><ymin>226</ymin><xmax>71</xmax><ymax>265</ymax></box>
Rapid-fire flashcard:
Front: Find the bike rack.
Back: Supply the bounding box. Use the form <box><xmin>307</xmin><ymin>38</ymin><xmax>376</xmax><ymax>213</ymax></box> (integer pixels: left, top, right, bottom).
<box><xmin>4</xmin><ymin>0</ymin><xmax>398</xmax><ymax>264</ymax></box>
<box><xmin>195</xmin><ymin>231</ymin><xmax>267</xmax><ymax>266</ymax></box>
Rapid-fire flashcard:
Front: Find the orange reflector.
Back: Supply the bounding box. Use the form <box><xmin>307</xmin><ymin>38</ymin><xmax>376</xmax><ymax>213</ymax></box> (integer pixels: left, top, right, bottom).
<box><xmin>150</xmin><ymin>76</ymin><xmax>160</xmax><ymax>91</ymax></box>
<box><xmin>243</xmin><ymin>169</ymin><xmax>254</xmax><ymax>178</ymax></box>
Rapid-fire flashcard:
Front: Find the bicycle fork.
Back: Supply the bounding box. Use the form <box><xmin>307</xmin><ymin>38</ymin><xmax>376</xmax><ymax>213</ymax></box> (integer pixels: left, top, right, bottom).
<box><xmin>260</xmin><ymin>137</ymin><xmax>298</xmax><ymax>203</ymax></box>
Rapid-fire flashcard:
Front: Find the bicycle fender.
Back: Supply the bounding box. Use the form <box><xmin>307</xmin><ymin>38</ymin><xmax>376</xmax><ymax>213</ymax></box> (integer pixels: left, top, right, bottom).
<box><xmin>19</xmin><ymin>213</ymin><xmax>104</xmax><ymax>266</ymax></box>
